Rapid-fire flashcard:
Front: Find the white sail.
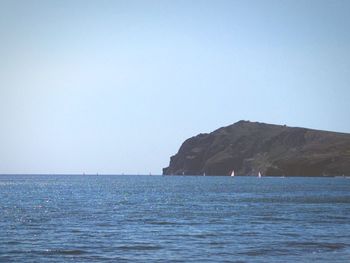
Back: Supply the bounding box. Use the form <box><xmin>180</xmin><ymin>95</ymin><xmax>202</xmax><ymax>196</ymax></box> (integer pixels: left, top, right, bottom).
<box><xmin>258</xmin><ymin>172</ymin><xmax>262</xmax><ymax>178</ymax></box>
<box><xmin>231</xmin><ymin>170</ymin><xmax>235</xmax><ymax>177</ymax></box>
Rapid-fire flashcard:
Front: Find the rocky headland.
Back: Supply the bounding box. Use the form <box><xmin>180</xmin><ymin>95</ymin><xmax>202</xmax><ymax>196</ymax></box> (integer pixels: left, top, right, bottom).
<box><xmin>163</xmin><ymin>121</ymin><xmax>350</xmax><ymax>176</ymax></box>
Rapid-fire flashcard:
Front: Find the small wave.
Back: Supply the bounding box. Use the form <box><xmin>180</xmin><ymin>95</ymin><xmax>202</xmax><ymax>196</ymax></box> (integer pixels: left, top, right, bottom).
<box><xmin>5</xmin><ymin>241</ymin><xmax>21</xmax><ymax>245</ymax></box>
<box><xmin>240</xmin><ymin>248</ymin><xmax>290</xmax><ymax>256</ymax></box>
<box><xmin>241</xmin><ymin>231</ymin><xmax>259</xmax><ymax>236</ymax></box>
<box><xmin>95</xmin><ymin>223</ymin><xmax>114</xmax><ymax>227</ymax></box>
<box><xmin>116</xmin><ymin>244</ymin><xmax>162</xmax><ymax>251</ymax></box>
<box><xmin>43</xmin><ymin>249</ymin><xmax>87</xmax><ymax>255</ymax></box>
<box><xmin>209</xmin><ymin>241</ymin><xmax>227</xmax><ymax>246</ymax></box>
<box><xmin>145</xmin><ymin>221</ymin><xmax>177</xmax><ymax>225</ymax></box>
<box><xmin>193</xmin><ymin>233</ymin><xmax>218</xmax><ymax>238</ymax></box>
<box><xmin>285</xmin><ymin>241</ymin><xmax>347</xmax><ymax>251</ymax></box>
<box><xmin>171</xmin><ymin>232</ymin><xmax>219</xmax><ymax>239</ymax></box>
<box><xmin>279</xmin><ymin>232</ymin><xmax>300</xmax><ymax>237</ymax></box>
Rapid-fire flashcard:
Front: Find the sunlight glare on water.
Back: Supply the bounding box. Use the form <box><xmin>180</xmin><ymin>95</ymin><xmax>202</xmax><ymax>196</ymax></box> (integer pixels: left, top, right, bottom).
<box><xmin>0</xmin><ymin>175</ymin><xmax>350</xmax><ymax>262</ymax></box>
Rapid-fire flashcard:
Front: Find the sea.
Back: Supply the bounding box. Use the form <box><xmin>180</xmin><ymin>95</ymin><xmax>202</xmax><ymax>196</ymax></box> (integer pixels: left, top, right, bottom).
<box><xmin>0</xmin><ymin>175</ymin><xmax>350</xmax><ymax>262</ymax></box>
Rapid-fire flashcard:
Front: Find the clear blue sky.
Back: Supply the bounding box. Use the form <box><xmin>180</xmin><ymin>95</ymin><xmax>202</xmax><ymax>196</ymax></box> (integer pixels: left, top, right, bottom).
<box><xmin>1</xmin><ymin>0</ymin><xmax>349</xmax><ymax>174</ymax></box>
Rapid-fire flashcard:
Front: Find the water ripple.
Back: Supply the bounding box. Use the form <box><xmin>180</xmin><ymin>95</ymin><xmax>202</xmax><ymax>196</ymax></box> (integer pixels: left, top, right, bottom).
<box><xmin>0</xmin><ymin>175</ymin><xmax>350</xmax><ymax>262</ymax></box>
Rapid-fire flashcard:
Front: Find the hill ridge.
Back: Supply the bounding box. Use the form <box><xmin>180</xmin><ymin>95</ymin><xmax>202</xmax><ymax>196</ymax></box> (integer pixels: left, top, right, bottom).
<box><xmin>163</xmin><ymin>121</ymin><xmax>350</xmax><ymax>176</ymax></box>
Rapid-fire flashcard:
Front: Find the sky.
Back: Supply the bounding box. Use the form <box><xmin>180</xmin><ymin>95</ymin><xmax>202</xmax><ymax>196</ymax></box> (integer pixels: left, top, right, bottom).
<box><xmin>1</xmin><ymin>0</ymin><xmax>349</xmax><ymax>174</ymax></box>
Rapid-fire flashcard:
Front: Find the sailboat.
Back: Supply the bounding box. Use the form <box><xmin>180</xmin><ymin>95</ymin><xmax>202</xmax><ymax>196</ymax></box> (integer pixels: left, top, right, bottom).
<box><xmin>258</xmin><ymin>171</ymin><xmax>262</xmax><ymax>178</ymax></box>
<box><xmin>231</xmin><ymin>170</ymin><xmax>235</xmax><ymax>177</ymax></box>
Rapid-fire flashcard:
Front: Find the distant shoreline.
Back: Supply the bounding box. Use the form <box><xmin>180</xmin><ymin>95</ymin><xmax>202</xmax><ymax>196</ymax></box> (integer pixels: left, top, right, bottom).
<box><xmin>0</xmin><ymin>174</ymin><xmax>348</xmax><ymax>178</ymax></box>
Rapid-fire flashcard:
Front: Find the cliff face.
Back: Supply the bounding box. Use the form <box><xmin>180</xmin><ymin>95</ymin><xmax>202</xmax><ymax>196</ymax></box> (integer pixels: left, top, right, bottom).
<box><xmin>163</xmin><ymin>121</ymin><xmax>350</xmax><ymax>176</ymax></box>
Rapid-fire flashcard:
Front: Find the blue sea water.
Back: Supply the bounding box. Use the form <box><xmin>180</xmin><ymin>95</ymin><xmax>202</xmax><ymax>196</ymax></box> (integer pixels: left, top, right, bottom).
<box><xmin>0</xmin><ymin>175</ymin><xmax>350</xmax><ymax>262</ymax></box>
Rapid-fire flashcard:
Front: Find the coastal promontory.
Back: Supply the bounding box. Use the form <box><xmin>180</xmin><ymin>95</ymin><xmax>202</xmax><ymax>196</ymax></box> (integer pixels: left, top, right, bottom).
<box><xmin>163</xmin><ymin>121</ymin><xmax>350</xmax><ymax>176</ymax></box>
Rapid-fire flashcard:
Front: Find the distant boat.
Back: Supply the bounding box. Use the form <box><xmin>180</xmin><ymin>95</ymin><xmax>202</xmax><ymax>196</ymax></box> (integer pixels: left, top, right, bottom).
<box><xmin>230</xmin><ymin>170</ymin><xmax>235</xmax><ymax>177</ymax></box>
<box><xmin>203</xmin><ymin>172</ymin><xmax>206</xmax><ymax>176</ymax></box>
<box><xmin>258</xmin><ymin>172</ymin><xmax>262</xmax><ymax>178</ymax></box>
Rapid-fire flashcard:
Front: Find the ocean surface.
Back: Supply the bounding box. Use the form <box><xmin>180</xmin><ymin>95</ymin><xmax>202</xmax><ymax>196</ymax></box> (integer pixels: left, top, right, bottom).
<box><xmin>0</xmin><ymin>175</ymin><xmax>350</xmax><ymax>262</ymax></box>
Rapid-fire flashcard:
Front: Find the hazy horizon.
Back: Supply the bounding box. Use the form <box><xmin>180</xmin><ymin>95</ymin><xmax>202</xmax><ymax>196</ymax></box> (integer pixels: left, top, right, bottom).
<box><xmin>1</xmin><ymin>0</ymin><xmax>350</xmax><ymax>174</ymax></box>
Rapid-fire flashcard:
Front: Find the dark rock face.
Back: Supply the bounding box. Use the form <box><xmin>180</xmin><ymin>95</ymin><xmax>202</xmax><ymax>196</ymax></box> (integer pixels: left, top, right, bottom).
<box><xmin>163</xmin><ymin>121</ymin><xmax>350</xmax><ymax>176</ymax></box>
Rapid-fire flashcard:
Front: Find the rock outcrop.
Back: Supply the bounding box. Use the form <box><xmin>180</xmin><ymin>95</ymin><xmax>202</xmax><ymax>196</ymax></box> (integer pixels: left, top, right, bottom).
<box><xmin>163</xmin><ymin>121</ymin><xmax>350</xmax><ymax>176</ymax></box>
